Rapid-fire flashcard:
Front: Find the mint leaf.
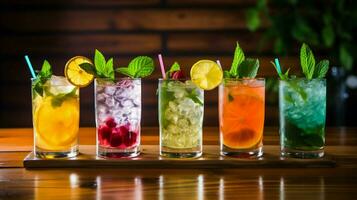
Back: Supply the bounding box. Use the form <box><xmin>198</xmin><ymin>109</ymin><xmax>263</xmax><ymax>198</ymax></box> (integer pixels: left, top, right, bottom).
<box><xmin>92</xmin><ymin>49</ymin><xmax>115</xmax><ymax>80</ymax></box>
<box><xmin>94</xmin><ymin>49</ymin><xmax>106</xmax><ymax>76</ymax></box>
<box><xmin>229</xmin><ymin>42</ymin><xmax>245</xmax><ymax>77</ymax></box>
<box><xmin>169</xmin><ymin>62</ymin><xmax>180</xmax><ymax>73</ymax></box>
<box><xmin>40</xmin><ymin>60</ymin><xmax>52</xmax><ymax>78</ymax></box>
<box><xmin>51</xmin><ymin>88</ymin><xmax>78</xmax><ymax>107</ymax></box>
<box><xmin>166</xmin><ymin>62</ymin><xmax>181</xmax><ymax>77</ymax></box>
<box><xmin>104</xmin><ymin>58</ymin><xmax>115</xmax><ymax>80</ymax></box>
<box><xmin>238</xmin><ymin>58</ymin><xmax>259</xmax><ymax>78</ymax></box>
<box><xmin>314</xmin><ymin>60</ymin><xmax>329</xmax><ymax>78</ymax></box>
<box><xmin>300</xmin><ymin>43</ymin><xmax>315</xmax><ymax>80</ymax></box>
<box><xmin>270</xmin><ymin>61</ymin><xmax>290</xmax><ymax>80</ymax></box>
<box><xmin>116</xmin><ymin>67</ymin><xmax>134</xmax><ymax>78</ymax></box>
<box><xmin>228</xmin><ymin>93</ymin><xmax>234</xmax><ymax>102</ymax></box>
<box><xmin>126</xmin><ymin>56</ymin><xmax>154</xmax><ymax>78</ymax></box>
<box><xmin>128</xmin><ymin>56</ymin><xmax>154</xmax><ymax>78</ymax></box>
<box><xmin>79</xmin><ymin>63</ymin><xmax>96</xmax><ymax>75</ymax></box>
<box><xmin>32</xmin><ymin>60</ymin><xmax>53</xmax><ymax>97</ymax></box>
<box><xmin>187</xmin><ymin>90</ymin><xmax>203</xmax><ymax>106</ymax></box>
<box><xmin>33</xmin><ymin>78</ymin><xmax>44</xmax><ymax>97</ymax></box>
<box><xmin>223</xmin><ymin>70</ymin><xmax>231</xmax><ymax>78</ymax></box>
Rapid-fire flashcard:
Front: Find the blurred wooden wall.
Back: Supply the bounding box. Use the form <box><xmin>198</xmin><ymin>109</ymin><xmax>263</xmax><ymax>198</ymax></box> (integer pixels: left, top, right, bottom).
<box><xmin>0</xmin><ymin>0</ymin><xmax>300</xmax><ymax>128</ymax></box>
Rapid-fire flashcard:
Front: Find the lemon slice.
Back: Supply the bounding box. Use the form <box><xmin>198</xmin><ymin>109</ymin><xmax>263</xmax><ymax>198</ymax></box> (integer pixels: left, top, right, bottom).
<box><xmin>65</xmin><ymin>56</ymin><xmax>94</xmax><ymax>87</ymax></box>
<box><xmin>35</xmin><ymin>97</ymin><xmax>79</xmax><ymax>150</ymax></box>
<box><xmin>190</xmin><ymin>60</ymin><xmax>223</xmax><ymax>90</ymax></box>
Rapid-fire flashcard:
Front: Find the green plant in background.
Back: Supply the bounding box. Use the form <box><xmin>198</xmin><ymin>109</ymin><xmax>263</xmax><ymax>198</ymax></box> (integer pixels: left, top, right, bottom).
<box><xmin>246</xmin><ymin>0</ymin><xmax>357</xmax><ymax>71</ymax></box>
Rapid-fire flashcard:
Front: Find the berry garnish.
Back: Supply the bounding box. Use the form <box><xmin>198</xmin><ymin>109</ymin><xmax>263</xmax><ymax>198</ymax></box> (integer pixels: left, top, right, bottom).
<box><xmin>123</xmin><ymin>131</ymin><xmax>138</xmax><ymax>147</ymax></box>
<box><xmin>171</xmin><ymin>70</ymin><xmax>184</xmax><ymax>79</ymax></box>
<box><xmin>109</xmin><ymin>127</ymin><xmax>122</xmax><ymax>147</ymax></box>
<box><xmin>105</xmin><ymin>117</ymin><xmax>117</xmax><ymax>128</ymax></box>
<box><xmin>98</xmin><ymin>124</ymin><xmax>111</xmax><ymax>141</ymax></box>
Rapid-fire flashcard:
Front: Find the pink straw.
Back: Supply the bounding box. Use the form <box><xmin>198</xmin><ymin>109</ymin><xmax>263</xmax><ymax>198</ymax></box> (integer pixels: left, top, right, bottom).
<box><xmin>158</xmin><ymin>54</ymin><xmax>166</xmax><ymax>79</ymax></box>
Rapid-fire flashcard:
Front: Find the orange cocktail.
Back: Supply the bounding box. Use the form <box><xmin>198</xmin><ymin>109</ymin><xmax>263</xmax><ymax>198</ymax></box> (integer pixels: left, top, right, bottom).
<box><xmin>219</xmin><ymin>78</ymin><xmax>265</xmax><ymax>157</ymax></box>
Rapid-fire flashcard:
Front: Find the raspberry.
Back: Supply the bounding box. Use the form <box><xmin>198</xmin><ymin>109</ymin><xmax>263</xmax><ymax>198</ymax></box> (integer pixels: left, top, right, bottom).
<box><xmin>98</xmin><ymin>124</ymin><xmax>111</xmax><ymax>142</ymax></box>
<box><xmin>109</xmin><ymin>127</ymin><xmax>122</xmax><ymax>147</ymax></box>
<box><xmin>123</xmin><ymin>131</ymin><xmax>138</xmax><ymax>147</ymax></box>
<box><xmin>171</xmin><ymin>70</ymin><xmax>185</xmax><ymax>79</ymax></box>
<box><xmin>105</xmin><ymin>117</ymin><xmax>117</xmax><ymax>128</ymax></box>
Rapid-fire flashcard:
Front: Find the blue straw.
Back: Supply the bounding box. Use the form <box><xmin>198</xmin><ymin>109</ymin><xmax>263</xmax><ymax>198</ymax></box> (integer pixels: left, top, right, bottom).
<box><xmin>274</xmin><ymin>58</ymin><xmax>282</xmax><ymax>75</ymax></box>
<box><xmin>24</xmin><ymin>55</ymin><xmax>36</xmax><ymax>79</ymax></box>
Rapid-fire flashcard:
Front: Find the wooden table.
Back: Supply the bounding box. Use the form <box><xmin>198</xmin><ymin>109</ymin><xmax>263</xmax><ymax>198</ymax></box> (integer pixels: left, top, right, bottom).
<box><xmin>0</xmin><ymin>127</ymin><xmax>356</xmax><ymax>199</ymax></box>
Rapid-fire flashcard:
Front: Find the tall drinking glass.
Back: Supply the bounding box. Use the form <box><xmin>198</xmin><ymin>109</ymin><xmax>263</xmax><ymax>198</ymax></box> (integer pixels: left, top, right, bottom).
<box><xmin>158</xmin><ymin>79</ymin><xmax>204</xmax><ymax>158</ymax></box>
<box><xmin>279</xmin><ymin>78</ymin><xmax>326</xmax><ymax>158</ymax></box>
<box><xmin>219</xmin><ymin>78</ymin><xmax>265</xmax><ymax>157</ymax></box>
<box><xmin>32</xmin><ymin>76</ymin><xmax>79</xmax><ymax>158</ymax></box>
<box><xmin>95</xmin><ymin>78</ymin><xmax>141</xmax><ymax>158</ymax></box>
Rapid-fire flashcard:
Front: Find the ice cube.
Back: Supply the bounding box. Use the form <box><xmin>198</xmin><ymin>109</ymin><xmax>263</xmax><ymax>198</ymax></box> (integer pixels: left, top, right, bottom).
<box><xmin>47</xmin><ymin>75</ymin><xmax>75</xmax><ymax>95</ymax></box>
<box><xmin>105</xmin><ymin>86</ymin><xmax>116</xmax><ymax>95</ymax></box>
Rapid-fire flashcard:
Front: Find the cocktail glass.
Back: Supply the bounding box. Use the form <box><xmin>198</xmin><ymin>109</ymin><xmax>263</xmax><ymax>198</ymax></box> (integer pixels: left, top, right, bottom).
<box><xmin>32</xmin><ymin>76</ymin><xmax>79</xmax><ymax>158</ymax></box>
<box><xmin>219</xmin><ymin>78</ymin><xmax>265</xmax><ymax>157</ymax></box>
<box><xmin>95</xmin><ymin>78</ymin><xmax>141</xmax><ymax>158</ymax></box>
<box><xmin>158</xmin><ymin>79</ymin><xmax>204</xmax><ymax>158</ymax></box>
<box><xmin>279</xmin><ymin>78</ymin><xmax>326</xmax><ymax>158</ymax></box>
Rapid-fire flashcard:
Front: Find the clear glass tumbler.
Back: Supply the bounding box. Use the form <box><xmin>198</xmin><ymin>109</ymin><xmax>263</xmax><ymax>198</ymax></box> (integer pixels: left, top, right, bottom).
<box><xmin>279</xmin><ymin>78</ymin><xmax>326</xmax><ymax>158</ymax></box>
<box><xmin>95</xmin><ymin>78</ymin><xmax>141</xmax><ymax>158</ymax></box>
<box><xmin>219</xmin><ymin>78</ymin><xmax>265</xmax><ymax>158</ymax></box>
<box><xmin>158</xmin><ymin>79</ymin><xmax>204</xmax><ymax>158</ymax></box>
<box><xmin>32</xmin><ymin>77</ymin><xmax>79</xmax><ymax>158</ymax></box>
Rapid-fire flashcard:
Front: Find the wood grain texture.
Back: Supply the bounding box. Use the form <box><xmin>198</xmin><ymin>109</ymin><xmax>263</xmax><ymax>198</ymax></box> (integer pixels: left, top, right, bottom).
<box><xmin>1</xmin><ymin>0</ymin><xmax>160</xmax><ymax>6</ymax></box>
<box><xmin>0</xmin><ymin>127</ymin><xmax>357</xmax><ymax>199</ymax></box>
<box><xmin>1</xmin><ymin>9</ymin><xmax>261</xmax><ymax>32</ymax></box>
<box><xmin>23</xmin><ymin>145</ymin><xmax>336</xmax><ymax>169</ymax></box>
<box><xmin>0</xmin><ymin>34</ymin><xmax>161</xmax><ymax>56</ymax></box>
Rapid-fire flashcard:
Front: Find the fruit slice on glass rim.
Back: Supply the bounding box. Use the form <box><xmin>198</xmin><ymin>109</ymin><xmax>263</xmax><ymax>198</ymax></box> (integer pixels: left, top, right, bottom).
<box><xmin>65</xmin><ymin>56</ymin><xmax>94</xmax><ymax>87</ymax></box>
<box><xmin>190</xmin><ymin>60</ymin><xmax>223</xmax><ymax>90</ymax></box>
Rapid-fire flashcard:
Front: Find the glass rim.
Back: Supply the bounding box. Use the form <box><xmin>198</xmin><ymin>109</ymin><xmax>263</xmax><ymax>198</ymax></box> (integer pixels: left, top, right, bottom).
<box><xmin>223</xmin><ymin>77</ymin><xmax>265</xmax><ymax>81</ymax></box>
<box><xmin>158</xmin><ymin>78</ymin><xmax>191</xmax><ymax>81</ymax></box>
<box><xmin>279</xmin><ymin>77</ymin><xmax>326</xmax><ymax>81</ymax></box>
<box><xmin>30</xmin><ymin>77</ymin><xmax>78</xmax><ymax>87</ymax></box>
<box><xmin>95</xmin><ymin>77</ymin><xmax>141</xmax><ymax>81</ymax></box>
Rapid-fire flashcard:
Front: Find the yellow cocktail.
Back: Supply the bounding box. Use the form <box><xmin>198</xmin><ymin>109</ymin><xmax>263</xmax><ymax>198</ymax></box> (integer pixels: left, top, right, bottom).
<box><xmin>32</xmin><ymin>76</ymin><xmax>79</xmax><ymax>158</ymax></box>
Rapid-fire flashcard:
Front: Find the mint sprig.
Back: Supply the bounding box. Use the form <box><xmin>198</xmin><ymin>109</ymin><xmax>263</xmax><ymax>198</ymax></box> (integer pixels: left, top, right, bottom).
<box><xmin>32</xmin><ymin>60</ymin><xmax>53</xmax><ymax>97</ymax></box>
<box><xmin>49</xmin><ymin>88</ymin><xmax>77</xmax><ymax>107</ymax></box>
<box><xmin>229</xmin><ymin>42</ymin><xmax>245</xmax><ymax>77</ymax></box>
<box><xmin>116</xmin><ymin>56</ymin><xmax>154</xmax><ymax>78</ymax></box>
<box><xmin>165</xmin><ymin>62</ymin><xmax>181</xmax><ymax>77</ymax></box>
<box><xmin>224</xmin><ymin>42</ymin><xmax>259</xmax><ymax>79</ymax></box>
<box><xmin>270</xmin><ymin>59</ymin><xmax>290</xmax><ymax>80</ymax></box>
<box><xmin>300</xmin><ymin>43</ymin><xmax>330</xmax><ymax>80</ymax></box>
<box><xmin>78</xmin><ymin>49</ymin><xmax>114</xmax><ymax>80</ymax></box>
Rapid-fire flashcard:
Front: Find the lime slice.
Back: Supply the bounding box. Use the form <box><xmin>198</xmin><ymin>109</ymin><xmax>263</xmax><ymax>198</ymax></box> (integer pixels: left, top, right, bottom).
<box><xmin>65</xmin><ymin>56</ymin><xmax>94</xmax><ymax>87</ymax></box>
<box><xmin>190</xmin><ymin>60</ymin><xmax>223</xmax><ymax>90</ymax></box>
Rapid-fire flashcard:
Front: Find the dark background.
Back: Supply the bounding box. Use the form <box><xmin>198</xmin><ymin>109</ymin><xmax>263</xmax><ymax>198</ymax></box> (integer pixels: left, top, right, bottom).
<box><xmin>0</xmin><ymin>0</ymin><xmax>356</xmax><ymax>128</ymax></box>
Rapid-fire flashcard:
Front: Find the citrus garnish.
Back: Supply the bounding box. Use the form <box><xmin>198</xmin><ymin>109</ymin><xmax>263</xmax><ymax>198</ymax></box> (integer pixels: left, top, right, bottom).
<box><xmin>35</xmin><ymin>97</ymin><xmax>79</xmax><ymax>150</ymax></box>
<box><xmin>190</xmin><ymin>60</ymin><xmax>223</xmax><ymax>90</ymax></box>
<box><xmin>223</xmin><ymin>129</ymin><xmax>262</xmax><ymax>149</ymax></box>
<box><xmin>65</xmin><ymin>56</ymin><xmax>94</xmax><ymax>87</ymax></box>
<box><xmin>221</xmin><ymin>91</ymin><xmax>264</xmax><ymax>149</ymax></box>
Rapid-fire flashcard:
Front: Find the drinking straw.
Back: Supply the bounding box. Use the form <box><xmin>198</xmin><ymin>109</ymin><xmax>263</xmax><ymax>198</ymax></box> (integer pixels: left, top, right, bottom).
<box><xmin>274</xmin><ymin>58</ymin><xmax>282</xmax><ymax>75</ymax></box>
<box><xmin>158</xmin><ymin>54</ymin><xmax>166</xmax><ymax>79</ymax></box>
<box><xmin>24</xmin><ymin>55</ymin><xmax>36</xmax><ymax>79</ymax></box>
<box><xmin>216</xmin><ymin>60</ymin><xmax>222</xmax><ymax>68</ymax></box>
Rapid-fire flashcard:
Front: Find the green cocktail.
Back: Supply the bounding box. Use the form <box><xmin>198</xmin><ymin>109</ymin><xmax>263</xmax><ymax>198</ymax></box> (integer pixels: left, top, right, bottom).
<box><xmin>279</xmin><ymin>78</ymin><xmax>326</xmax><ymax>158</ymax></box>
<box><xmin>158</xmin><ymin>79</ymin><xmax>204</xmax><ymax>158</ymax></box>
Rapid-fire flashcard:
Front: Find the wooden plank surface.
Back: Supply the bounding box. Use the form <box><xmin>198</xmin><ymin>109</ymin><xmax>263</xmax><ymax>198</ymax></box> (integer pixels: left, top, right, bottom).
<box><xmin>23</xmin><ymin>145</ymin><xmax>336</xmax><ymax>169</ymax></box>
<box><xmin>0</xmin><ymin>10</ymin><xmax>260</xmax><ymax>32</ymax></box>
<box><xmin>0</xmin><ymin>127</ymin><xmax>357</xmax><ymax>199</ymax></box>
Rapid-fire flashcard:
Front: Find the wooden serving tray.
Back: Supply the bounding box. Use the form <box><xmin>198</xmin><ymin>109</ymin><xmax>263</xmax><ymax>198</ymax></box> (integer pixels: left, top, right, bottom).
<box><xmin>23</xmin><ymin>145</ymin><xmax>336</xmax><ymax>169</ymax></box>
